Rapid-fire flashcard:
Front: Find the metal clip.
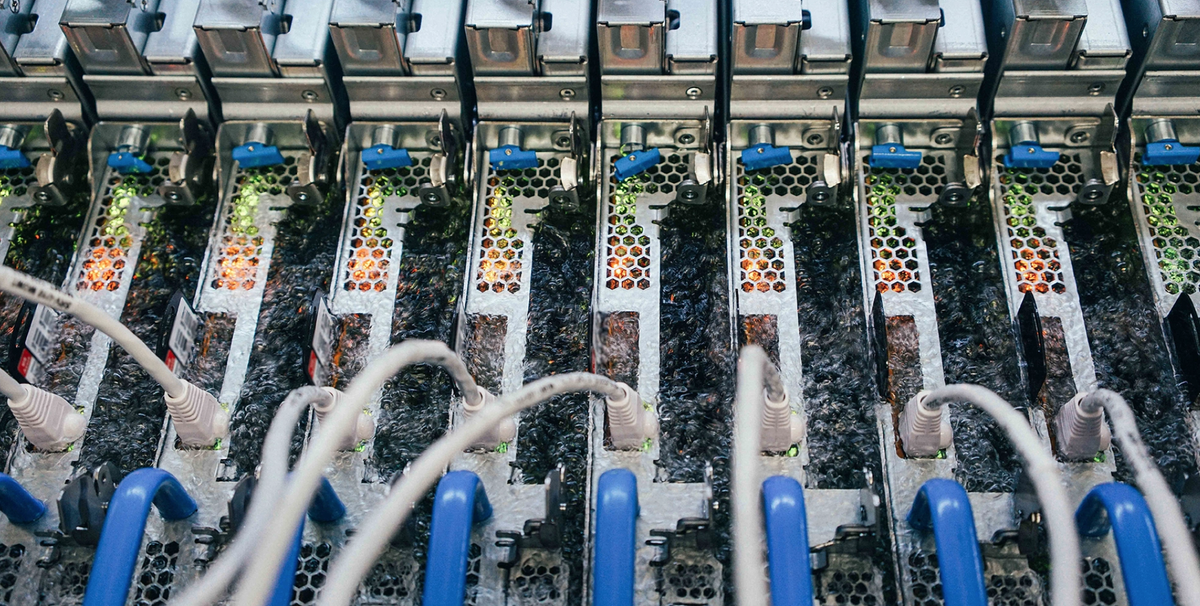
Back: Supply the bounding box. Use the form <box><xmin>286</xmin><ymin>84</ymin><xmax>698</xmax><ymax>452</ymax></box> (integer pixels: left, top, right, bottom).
<box><xmin>646</xmin><ymin>465</ymin><xmax>716</xmax><ymax>566</ymax></box>
<box><xmin>29</xmin><ymin>110</ymin><xmax>83</xmax><ymax>207</ymax></box>
<box><xmin>158</xmin><ymin>110</ymin><xmax>214</xmax><ymax>206</ymax></box>
<box><xmin>39</xmin><ymin>463</ymin><xmax>123</xmax><ymax>556</ymax></box>
<box><xmin>549</xmin><ymin>113</ymin><xmax>587</xmax><ymax>210</ymax></box>
<box><xmin>417</xmin><ymin>111</ymin><xmax>461</xmax><ymax>207</ymax></box>
<box><xmin>496</xmin><ymin>466</ymin><xmax>567</xmax><ymax>568</ymax></box>
<box><xmin>288</xmin><ymin>110</ymin><xmax>335</xmax><ymax>206</ymax></box>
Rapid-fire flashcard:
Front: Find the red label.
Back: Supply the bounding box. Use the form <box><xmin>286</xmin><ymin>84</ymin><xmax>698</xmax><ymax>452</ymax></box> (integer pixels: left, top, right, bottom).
<box><xmin>165</xmin><ymin>350</ymin><xmax>177</xmax><ymax>372</ymax></box>
<box><xmin>16</xmin><ymin>350</ymin><xmax>31</xmax><ymax>379</ymax></box>
<box><xmin>307</xmin><ymin>351</ymin><xmax>317</xmax><ymax>380</ymax></box>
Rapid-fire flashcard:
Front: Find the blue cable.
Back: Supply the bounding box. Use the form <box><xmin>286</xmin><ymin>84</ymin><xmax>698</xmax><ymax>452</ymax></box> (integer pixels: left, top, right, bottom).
<box><xmin>267</xmin><ymin>476</ymin><xmax>347</xmax><ymax>606</ymax></box>
<box><xmin>82</xmin><ymin>468</ymin><xmax>197</xmax><ymax>606</ymax></box>
<box><xmin>0</xmin><ymin>473</ymin><xmax>45</xmax><ymax>524</ymax></box>
<box><xmin>762</xmin><ymin>476</ymin><xmax>814</xmax><ymax>606</ymax></box>
<box><xmin>907</xmin><ymin>479</ymin><xmax>987</xmax><ymax>606</ymax></box>
<box><xmin>422</xmin><ymin>471</ymin><xmax>493</xmax><ymax>606</ymax></box>
<box><xmin>1076</xmin><ymin>483</ymin><xmax>1175</xmax><ymax>606</ymax></box>
<box><xmin>593</xmin><ymin>469</ymin><xmax>638</xmax><ymax>606</ymax></box>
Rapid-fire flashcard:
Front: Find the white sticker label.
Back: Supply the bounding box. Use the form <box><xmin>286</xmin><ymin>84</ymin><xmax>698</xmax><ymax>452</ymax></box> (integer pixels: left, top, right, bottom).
<box><xmin>25</xmin><ymin>304</ymin><xmax>57</xmax><ymax>365</ymax></box>
<box><xmin>309</xmin><ymin>296</ymin><xmax>335</xmax><ymax>386</ymax></box>
<box><xmin>169</xmin><ymin>297</ymin><xmax>199</xmax><ymax>368</ymax></box>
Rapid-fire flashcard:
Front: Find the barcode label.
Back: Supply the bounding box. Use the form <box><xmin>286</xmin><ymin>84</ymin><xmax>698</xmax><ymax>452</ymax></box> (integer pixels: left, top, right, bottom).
<box><xmin>307</xmin><ymin>292</ymin><xmax>335</xmax><ymax>386</ymax></box>
<box><xmin>169</xmin><ymin>295</ymin><xmax>199</xmax><ymax>368</ymax></box>
<box><xmin>25</xmin><ymin>304</ymin><xmax>57</xmax><ymax>365</ymax></box>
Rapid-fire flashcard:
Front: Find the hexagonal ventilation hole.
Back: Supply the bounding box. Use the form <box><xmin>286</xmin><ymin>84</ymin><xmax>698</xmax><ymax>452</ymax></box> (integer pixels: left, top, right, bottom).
<box><xmin>39</xmin><ymin>556</ymin><xmax>91</xmax><ymax>605</ymax></box>
<box><xmin>511</xmin><ymin>550</ymin><xmax>566</xmax><ymax>606</ymax></box>
<box><xmin>211</xmin><ymin>158</ymin><xmax>297</xmax><ymax>293</ymax></box>
<box><xmin>865</xmin><ymin>170</ymin><xmax>922</xmax><ymax>294</ymax></box>
<box><xmin>342</xmin><ymin>158</ymin><xmax>427</xmax><ymax>292</ymax></box>
<box><xmin>290</xmin><ymin>542</ymin><xmax>332</xmax><ymax>606</ymax></box>
<box><xmin>863</xmin><ymin>154</ymin><xmax>949</xmax><ymax>203</ymax></box>
<box><xmin>1133</xmin><ymin>156</ymin><xmax>1200</xmax><ymax>296</ymax></box>
<box><xmin>464</xmin><ymin>542</ymin><xmax>483</xmax><ymax>606</ymax></box>
<box><xmin>474</xmin><ymin>159</ymin><xmax>561</xmax><ymax>294</ymax></box>
<box><xmin>998</xmin><ymin>167</ymin><xmax>1067</xmax><ymax>295</ymax></box>
<box><xmin>0</xmin><ymin>165</ymin><xmax>37</xmax><ymax>198</ymax></box>
<box><xmin>1082</xmin><ymin>557</ymin><xmax>1117</xmax><ymax>606</ymax></box>
<box><xmin>77</xmin><ymin>156</ymin><xmax>170</xmax><ymax>293</ymax></box>
<box><xmin>132</xmin><ymin>541</ymin><xmax>179</xmax><ymax>606</ymax></box>
<box><xmin>605</xmin><ymin>155</ymin><xmax>659</xmax><ymax>291</ymax></box>
<box><xmin>658</xmin><ymin>555</ymin><xmax>720</xmax><ymax>605</ymax></box>
<box><xmin>0</xmin><ymin>543</ymin><xmax>26</xmax><ymax>605</ymax></box>
<box><xmin>361</xmin><ymin>551</ymin><xmax>419</xmax><ymax>604</ymax></box>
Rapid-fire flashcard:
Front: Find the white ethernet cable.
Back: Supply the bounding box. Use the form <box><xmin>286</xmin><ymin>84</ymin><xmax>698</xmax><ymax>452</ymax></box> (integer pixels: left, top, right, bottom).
<box><xmin>0</xmin><ymin>366</ymin><xmax>85</xmax><ymax>451</ymax></box>
<box><xmin>0</xmin><ymin>266</ymin><xmax>227</xmax><ymax>446</ymax></box>
<box><xmin>224</xmin><ymin>340</ymin><xmax>490</xmax><ymax>606</ymax></box>
<box><xmin>171</xmin><ymin>385</ymin><xmax>331</xmax><ymax>606</ymax></box>
<box><xmin>919</xmin><ymin>385</ymin><xmax>1081</xmax><ymax>606</ymax></box>
<box><xmin>731</xmin><ymin>345</ymin><xmax>776</xmax><ymax>606</ymax></box>
<box><xmin>1079</xmin><ymin>389</ymin><xmax>1200</xmax><ymax>606</ymax></box>
<box><xmin>313</xmin><ymin>372</ymin><xmax>630</xmax><ymax>606</ymax></box>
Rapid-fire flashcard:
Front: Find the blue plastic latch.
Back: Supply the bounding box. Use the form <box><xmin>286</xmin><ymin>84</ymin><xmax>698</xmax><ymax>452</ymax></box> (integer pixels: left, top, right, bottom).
<box><xmin>1004</xmin><ymin>142</ymin><xmax>1060</xmax><ymax>169</ymax></box>
<box><xmin>363</xmin><ymin>144</ymin><xmax>413</xmax><ymax>170</ymax></box>
<box><xmin>489</xmin><ymin>145</ymin><xmax>538</xmax><ymax>170</ymax></box>
<box><xmin>614</xmin><ymin>147</ymin><xmax>662</xmax><ymax>181</ymax></box>
<box><xmin>1144</xmin><ymin>140</ymin><xmax>1200</xmax><ymax>167</ymax></box>
<box><xmin>741</xmin><ymin>144</ymin><xmax>793</xmax><ymax>172</ymax></box>
<box><xmin>869</xmin><ymin>144</ymin><xmax>922</xmax><ymax>170</ymax></box>
<box><xmin>106</xmin><ymin>151</ymin><xmax>153</xmax><ymax>174</ymax></box>
<box><xmin>232</xmin><ymin>141</ymin><xmax>285</xmax><ymax>169</ymax></box>
<box><xmin>0</xmin><ymin>146</ymin><xmax>30</xmax><ymax>170</ymax></box>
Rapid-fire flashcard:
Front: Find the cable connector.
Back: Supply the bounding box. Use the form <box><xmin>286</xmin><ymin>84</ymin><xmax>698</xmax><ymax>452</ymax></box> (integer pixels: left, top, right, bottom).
<box><xmin>461</xmin><ymin>386</ymin><xmax>516</xmax><ymax>450</ymax></box>
<box><xmin>606</xmin><ymin>382</ymin><xmax>657</xmax><ymax>450</ymax></box>
<box><xmin>760</xmin><ymin>388</ymin><xmax>803</xmax><ymax>452</ymax></box>
<box><xmin>899</xmin><ymin>390</ymin><xmax>952</xmax><ymax>457</ymax></box>
<box><xmin>1053</xmin><ymin>393</ymin><xmax>1111</xmax><ymax>460</ymax></box>
<box><xmin>8</xmin><ymin>385</ymin><xmax>86</xmax><ymax>451</ymax></box>
<box><xmin>312</xmin><ymin>387</ymin><xmax>375</xmax><ymax>450</ymax></box>
<box><xmin>164</xmin><ymin>381</ymin><xmax>229</xmax><ymax>447</ymax></box>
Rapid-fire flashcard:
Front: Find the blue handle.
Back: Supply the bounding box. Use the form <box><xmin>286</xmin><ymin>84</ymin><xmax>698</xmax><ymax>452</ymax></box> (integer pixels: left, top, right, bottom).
<box><xmin>422</xmin><ymin>471</ymin><xmax>493</xmax><ymax>606</ymax></box>
<box><xmin>362</xmin><ymin>144</ymin><xmax>413</xmax><ymax>170</ymax></box>
<box><xmin>489</xmin><ymin>145</ymin><xmax>538</xmax><ymax>170</ymax></box>
<box><xmin>869</xmin><ymin>143</ymin><xmax>922</xmax><ymax>169</ymax></box>
<box><xmin>1004</xmin><ymin>142</ymin><xmax>1060</xmax><ymax>169</ymax></box>
<box><xmin>106</xmin><ymin>151</ymin><xmax>153</xmax><ymax>174</ymax></box>
<box><xmin>0</xmin><ymin>473</ymin><xmax>45</xmax><ymax>524</ymax></box>
<box><xmin>1144</xmin><ymin>140</ymin><xmax>1200</xmax><ymax>167</ymax></box>
<box><xmin>762</xmin><ymin>476</ymin><xmax>814</xmax><ymax>606</ymax></box>
<box><xmin>593</xmin><ymin>469</ymin><xmax>639</xmax><ymax>606</ymax></box>
<box><xmin>741</xmin><ymin>144</ymin><xmax>794</xmax><ymax>172</ymax></box>
<box><xmin>232</xmin><ymin>141</ymin><xmax>285</xmax><ymax>169</ymax></box>
<box><xmin>1076</xmin><ymin>483</ymin><xmax>1175</xmax><ymax>606</ymax></box>
<box><xmin>82</xmin><ymin>468</ymin><xmax>197</xmax><ymax>606</ymax></box>
<box><xmin>907</xmin><ymin>479</ymin><xmax>987</xmax><ymax>606</ymax></box>
<box><xmin>0</xmin><ymin>146</ymin><xmax>30</xmax><ymax>170</ymax></box>
<box><xmin>307</xmin><ymin>476</ymin><xmax>347</xmax><ymax>523</ymax></box>
<box><xmin>614</xmin><ymin>148</ymin><xmax>662</xmax><ymax>181</ymax></box>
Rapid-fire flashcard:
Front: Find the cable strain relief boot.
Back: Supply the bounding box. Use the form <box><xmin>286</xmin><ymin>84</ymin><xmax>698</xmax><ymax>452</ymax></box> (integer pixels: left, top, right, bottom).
<box><xmin>760</xmin><ymin>389</ymin><xmax>801</xmax><ymax>451</ymax></box>
<box><xmin>164</xmin><ymin>380</ymin><xmax>228</xmax><ymax>447</ymax></box>
<box><xmin>606</xmin><ymin>382</ymin><xmax>655</xmax><ymax>450</ymax></box>
<box><xmin>312</xmin><ymin>387</ymin><xmax>375</xmax><ymax>450</ymax></box>
<box><xmin>899</xmin><ymin>390</ymin><xmax>953</xmax><ymax>458</ymax></box>
<box><xmin>7</xmin><ymin>385</ymin><xmax>86</xmax><ymax>451</ymax></box>
<box><xmin>461</xmin><ymin>386</ymin><xmax>516</xmax><ymax>450</ymax></box>
<box><xmin>1053</xmin><ymin>393</ymin><xmax>1112</xmax><ymax>460</ymax></box>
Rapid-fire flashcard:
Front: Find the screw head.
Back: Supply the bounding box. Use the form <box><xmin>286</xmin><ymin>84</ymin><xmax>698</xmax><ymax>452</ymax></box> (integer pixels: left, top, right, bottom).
<box><xmin>1166</xmin><ymin>143</ymin><xmax>1175</xmax><ymax>151</ymax></box>
<box><xmin>423</xmin><ymin>192</ymin><xmax>441</xmax><ymax>203</ymax></box>
<box><xmin>431</xmin><ymin>88</ymin><xmax>447</xmax><ymax>100</ymax></box>
<box><xmin>429</xmin><ymin>135</ymin><xmax>442</xmax><ymax>148</ymax></box>
<box><xmin>47</xmin><ymin>89</ymin><xmax>64</xmax><ymax>101</ymax></box>
<box><xmin>948</xmin><ymin>85</ymin><xmax>965</xmax><ymax>98</ymax></box>
<box><xmin>166</xmin><ymin>190</ymin><xmax>181</xmax><ymax>201</ymax></box>
<box><xmin>682</xmin><ymin>189</ymin><xmax>698</xmax><ymax>200</ymax></box>
<box><xmin>678</xmin><ymin>133</ymin><xmax>696</xmax><ymax>145</ymax></box>
<box><xmin>295</xmin><ymin>192</ymin><xmax>309</xmax><ymax>202</ymax></box>
<box><xmin>934</xmin><ymin>133</ymin><xmax>953</xmax><ymax>146</ymax></box>
<box><xmin>555</xmin><ymin>135</ymin><xmax>571</xmax><ymax>148</ymax></box>
<box><xmin>301</xmin><ymin>90</ymin><xmax>318</xmax><ymax>101</ymax></box>
<box><xmin>811</xmin><ymin>190</ymin><xmax>829</xmax><ymax>202</ymax></box>
<box><xmin>175</xmin><ymin>88</ymin><xmax>192</xmax><ymax>101</ymax></box>
<box><xmin>1069</xmin><ymin>131</ymin><xmax>1090</xmax><ymax>144</ymax></box>
<box><xmin>685</xmin><ymin>87</ymin><xmax>702</xmax><ymax>99</ymax></box>
<box><xmin>559</xmin><ymin>88</ymin><xmax>576</xmax><ymax>100</ymax></box>
<box><xmin>1088</xmin><ymin>83</ymin><xmax>1104</xmax><ymax>95</ymax></box>
<box><xmin>34</xmin><ymin>190</ymin><xmax>50</xmax><ymax>202</ymax></box>
<box><xmin>806</xmin><ymin>133</ymin><xmax>824</xmax><ymax>146</ymax></box>
<box><xmin>817</xmin><ymin>86</ymin><xmax>833</xmax><ymax>99</ymax></box>
<box><xmin>505</xmin><ymin>148</ymin><xmax>513</xmax><ymax>156</ymax></box>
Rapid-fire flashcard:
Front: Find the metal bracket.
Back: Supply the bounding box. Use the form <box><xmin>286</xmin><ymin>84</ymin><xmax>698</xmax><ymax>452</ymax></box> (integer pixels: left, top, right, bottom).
<box><xmin>675</xmin><ymin>109</ymin><xmax>719</xmax><ymax>205</ymax></box>
<box><xmin>496</xmin><ymin>466</ymin><xmax>568</xmax><ymax>568</ymax></box>
<box><xmin>645</xmin><ymin>465</ymin><xmax>716</xmax><ymax>566</ymax></box>
<box><xmin>287</xmin><ymin>110</ymin><xmax>335</xmax><ymax>205</ymax></box>
<box><xmin>36</xmin><ymin>462</ymin><xmax>123</xmax><ymax>564</ymax></box>
<box><xmin>158</xmin><ymin>109</ymin><xmax>215</xmax><ymax>206</ymax></box>
<box><xmin>1011</xmin><ymin>470</ymin><xmax>1043</xmax><ymax>557</ymax></box>
<box><xmin>29</xmin><ymin>110</ymin><xmax>84</xmax><ymax>207</ymax></box>
<box><xmin>417</xmin><ymin>110</ymin><xmax>461</xmax><ymax>207</ymax></box>
<box><xmin>549</xmin><ymin>113</ymin><xmax>588</xmax><ymax>210</ymax></box>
